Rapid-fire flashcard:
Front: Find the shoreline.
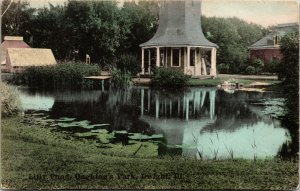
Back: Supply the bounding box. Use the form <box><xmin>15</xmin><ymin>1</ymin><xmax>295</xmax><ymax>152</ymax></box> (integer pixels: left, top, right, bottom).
<box><xmin>1</xmin><ymin>116</ymin><xmax>298</xmax><ymax>189</ymax></box>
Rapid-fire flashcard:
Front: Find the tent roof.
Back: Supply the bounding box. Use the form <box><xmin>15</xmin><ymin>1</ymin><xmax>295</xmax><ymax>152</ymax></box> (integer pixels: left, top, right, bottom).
<box><xmin>140</xmin><ymin>0</ymin><xmax>218</xmax><ymax>48</ymax></box>
<box><xmin>7</xmin><ymin>48</ymin><xmax>57</xmax><ymax>67</ymax></box>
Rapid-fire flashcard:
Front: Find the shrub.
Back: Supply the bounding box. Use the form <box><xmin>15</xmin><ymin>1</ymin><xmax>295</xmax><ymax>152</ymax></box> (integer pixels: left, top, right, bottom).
<box><xmin>252</xmin><ymin>58</ymin><xmax>264</xmax><ymax>68</ymax></box>
<box><xmin>0</xmin><ymin>81</ymin><xmax>21</xmax><ymax>117</ymax></box>
<box><xmin>110</xmin><ymin>67</ymin><xmax>132</xmax><ymax>87</ymax></box>
<box><xmin>15</xmin><ymin>62</ymin><xmax>101</xmax><ymax>89</ymax></box>
<box><xmin>217</xmin><ymin>63</ymin><xmax>229</xmax><ymax>74</ymax></box>
<box><xmin>264</xmin><ymin>59</ymin><xmax>281</xmax><ymax>74</ymax></box>
<box><xmin>152</xmin><ymin>68</ymin><xmax>190</xmax><ymax>88</ymax></box>
<box><xmin>245</xmin><ymin>66</ymin><xmax>256</xmax><ymax>75</ymax></box>
<box><xmin>116</xmin><ymin>54</ymin><xmax>140</xmax><ymax>76</ymax></box>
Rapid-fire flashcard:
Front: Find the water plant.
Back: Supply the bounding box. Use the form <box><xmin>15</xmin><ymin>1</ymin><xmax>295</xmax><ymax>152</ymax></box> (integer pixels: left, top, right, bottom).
<box><xmin>224</xmin><ymin>143</ymin><xmax>234</xmax><ymax>160</ymax></box>
<box><xmin>110</xmin><ymin>67</ymin><xmax>132</xmax><ymax>87</ymax></box>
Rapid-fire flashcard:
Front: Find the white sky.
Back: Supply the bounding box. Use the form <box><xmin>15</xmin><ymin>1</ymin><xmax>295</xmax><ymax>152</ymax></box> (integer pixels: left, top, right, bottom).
<box><xmin>28</xmin><ymin>0</ymin><xmax>299</xmax><ymax>27</ymax></box>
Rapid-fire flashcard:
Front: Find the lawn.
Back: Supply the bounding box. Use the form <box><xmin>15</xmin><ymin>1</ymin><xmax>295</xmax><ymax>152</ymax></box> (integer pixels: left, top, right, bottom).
<box><xmin>188</xmin><ymin>78</ymin><xmax>280</xmax><ymax>87</ymax></box>
<box><xmin>1</xmin><ymin>117</ymin><xmax>298</xmax><ymax>190</ymax></box>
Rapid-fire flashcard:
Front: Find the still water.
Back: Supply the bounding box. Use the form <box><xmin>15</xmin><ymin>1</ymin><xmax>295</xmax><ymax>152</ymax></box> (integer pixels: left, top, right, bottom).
<box><xmin>16</xmin><ymin>86</ymin><xmax>291</xmax><ymax>160</ymax></box>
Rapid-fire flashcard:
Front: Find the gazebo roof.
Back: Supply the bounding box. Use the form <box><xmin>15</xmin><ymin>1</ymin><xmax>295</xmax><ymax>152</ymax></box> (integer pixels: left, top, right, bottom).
<box><xmin>140</xmin><ymin>0</ymin><xmax>218</xmax><ymax>48</ymax></box>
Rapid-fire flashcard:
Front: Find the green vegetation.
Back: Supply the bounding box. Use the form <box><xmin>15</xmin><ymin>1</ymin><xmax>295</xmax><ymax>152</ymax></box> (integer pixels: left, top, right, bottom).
<box><xmin>245</xmin><ymin>66</ymin><xmax>256</xmax><ymax>75</ymax></box>
<box><xmin>1</xmin><ymin>0</ymin><xmax>159</xmax><ymax>67</ymax></box>
<box><xmin>152</xmin><ymin>68</ymin><xmax>190</xmax><ymax>88</ymax></box>
<box><xmin>188</xmin><ymin>78</ymin><xmax>279</xmax><ymax>87</ymax></box>
<box><xmin>188</xmin><ymin>78</ymin><xmax>222</xmax><ymax>87</ymax></box>
<box><xmin>110</xmin><ymin>68</ymin><xmax>132</xmax><ymax>87</ymax></box>
<box><xmin>115</xmin><ymin>54</ymin><xmax>140</xmax><ymax>76</ymax></box>
<box><xmin>0</xmin><ymin>82</ymin><xmax>20</xmax><ymax>117</ymax></box>
<box><xmin>202</xmin><ymin>16</ymin><xmax>268</xmax><ymax>74</ymax></box>
<box><xmin>0</xmin><ymin>81</ymin><xmax>21</xmax><ymax>117</ymax></box>
<box><xmin>2</xmin><ymin>0</ymin><xmax>267</xmax><ymax>73</ymax></box>
<box><xmin>14</xmin><ymin>62</ymin><xmax>100</xmax><ymax>89</ymax></box>
<box><xmin>277</xmin><ymin>32</ymin><xmax>299</xmax><ymax>159</ymax></box>
<box><xmin>278</xmin><ymin>32</ymin><xmax>299</xmax><ymax>113</ymax></box>
<box><xmin>1</xmin><ymin>116</ymin><xmax>298</xmax><ymax>189</ymax></box>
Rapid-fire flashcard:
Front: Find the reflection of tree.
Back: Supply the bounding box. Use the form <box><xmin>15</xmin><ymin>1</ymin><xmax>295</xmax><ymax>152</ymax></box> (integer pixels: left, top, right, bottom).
<box><xmin>50</xmin><ymin>88</ymin><xmax>154</xmax><ymax>134</ymax></box>
<box><xmin>201</xmin><ymin>91</ymin><xmax>275</xmax><ymax>133</ymax></box>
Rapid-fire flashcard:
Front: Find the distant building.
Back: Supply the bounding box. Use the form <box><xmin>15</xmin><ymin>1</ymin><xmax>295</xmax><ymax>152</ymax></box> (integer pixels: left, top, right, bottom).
<box><xmin>249</xmin><ymin>23</ymin><xmax>298</xmax><ymax>64</ymax></box>
<box><xmin>139</xmin><ymin>0</ymin><xmax>218</xmax><ymax>77</ymax></box>
<box><xmin>6</xmin><ymin>48</ymin><xmax>57</xmax><ymax>73</ymax></box>
<box><xmin>1</xmin><ymin>36</ymin><xmax>30</xmax><ymax>66</ymax></box>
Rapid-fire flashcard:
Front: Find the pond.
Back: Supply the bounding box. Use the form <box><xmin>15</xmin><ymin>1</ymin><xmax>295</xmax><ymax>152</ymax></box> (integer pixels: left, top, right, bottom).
<box><xmin>15</xmin><ymin>85</ymin><xmax>292</xmax><ymax>160</ymax></box>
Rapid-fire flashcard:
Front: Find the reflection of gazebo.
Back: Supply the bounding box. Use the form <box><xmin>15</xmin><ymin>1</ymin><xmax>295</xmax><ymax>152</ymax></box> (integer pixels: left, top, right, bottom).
<box><xmin>139</xmin><ymin>0</ymin><xmax>218</xmax><ymax>77</ymax></box>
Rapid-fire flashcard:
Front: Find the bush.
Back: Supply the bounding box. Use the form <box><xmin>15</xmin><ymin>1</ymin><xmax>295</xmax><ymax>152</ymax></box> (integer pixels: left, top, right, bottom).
<box><xmin>152</xmin><ymin>68</ymin><xmax>190</xmax><ymax>88</ymax></box>
<box><xmin>265</xmin><ymin>59</ymin><xmax>281</xmax><ymax>74</ymax></box>
<box><xmin>217</xmin><ymin>63</ymin><xmax>229</xmax><ymax>74</ymax></box>
<box><xmin>252</xmin><ymin>58</ymin><xmax>264</xmax><ymax>68</ymax></box>
<box><xmin>116</xmin><ymin>54</ymin><xmax>140</xmax><ymax>76</ymax></box>
<box><xmin>245</xmin><ymin>66</ymin><xmax>256</xmax><ymax>75</ymax></box>
<box><xmin>0</xmin><ymin>81</ymin><xmax>21</xmax><ymax>117</ymax></box>
<box><xmin>110</xmin><ymin>67</ymin><xmax>132</xmax><ymax>87</ymax></box>
<box><xmin>15</xmin><ymin>62</ymin><xmax>101</xmax><ymax>89</ymax></box>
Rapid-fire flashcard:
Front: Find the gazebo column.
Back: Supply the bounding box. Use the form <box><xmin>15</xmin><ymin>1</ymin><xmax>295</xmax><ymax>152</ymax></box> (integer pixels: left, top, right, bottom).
<box><xmin>210</xmin><ymin>48</ymin><xmax>217</xmax><ymax>76</ymax></box>
<box><xmin>141</xmin><ymin>48</ymin><xmax>145</xmax><ymax>74</ymax></box>
<box><xmin>155</xmin><ymin>95</ymin><xmax>159</xmax><ymax>119</ymax></box>
<box><xmin>141</xmin><ymin>88</ymin><xmax>144</xmax><ymax>116</ymax></box>
<box><xmin>156</xmin><ymin>47</ymin><xmax>160</xmax><ymax>67</ymax></box>
<box><xmin>186</xmin><ymin>46</ymin><xmax>191</xmax><ymax>75</ymax></box>
<box><xmin>148</xmin><ymin>49</ymin><xmax>151</xmax><ymax>74</ymax></box>
<box><xmin>198</xmin><ymin>48</ymin><xmax>202</xmax><ymax>75</ymax></box>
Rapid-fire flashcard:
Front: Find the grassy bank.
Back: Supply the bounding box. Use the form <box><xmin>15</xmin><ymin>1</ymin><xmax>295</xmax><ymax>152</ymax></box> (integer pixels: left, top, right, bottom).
<box><xmin>188</xmin><ymin>78</ymin><xmax>280</xmax><ymax>87</ymax></box>
<box><xmin>1</xmin><ymin>117</ymin><xmax>298</xmax><ymax>190</ymax></box>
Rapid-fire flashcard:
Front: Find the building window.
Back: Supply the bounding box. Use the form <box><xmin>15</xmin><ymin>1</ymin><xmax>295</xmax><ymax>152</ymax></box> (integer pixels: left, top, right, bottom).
<box><xmin>172</xmin><ymin>48</ymin><xmax>180</xmax><ymax>67</ymax></box>
<box><xmin>273</xmin><ymin>35</ymin><xmax>280</xmax><ymax>45</ymax></box>
<box><xmin>190</xmin><ymin>49</ymin><xmax>196</xmax><ymax>66</ymax></box>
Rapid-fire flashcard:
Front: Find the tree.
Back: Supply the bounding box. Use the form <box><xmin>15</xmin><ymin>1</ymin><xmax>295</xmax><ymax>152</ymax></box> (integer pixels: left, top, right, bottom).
<box><xmin>278</xmin><ymin>32</ymin><xmax>299</xmax><ymax>120</ymax></box>
<box><xmin>30</xmin><ymin>4</ymin><xmax>68</xmax><ymax>59</ymax></box>
<box><xmin>1</xmin><ymin>0</ymin><xmax>35</xmax><ymax>41</ymax></box>
<box><xmin>202</xmin><ymin>16</ymin><xmax>267</xmax><ymax>74</ymax></box>
<box><xmin>120</xmin><ymin>1</ymin><xmax>159</xmax><ymax>54</ymax></box>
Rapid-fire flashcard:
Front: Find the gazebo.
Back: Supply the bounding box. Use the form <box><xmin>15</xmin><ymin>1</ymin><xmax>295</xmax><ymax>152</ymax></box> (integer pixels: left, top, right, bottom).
<box><xmin>139</xmin><ymin>0</ymin><xmax>218</xmax><ymax>77</ymax></box>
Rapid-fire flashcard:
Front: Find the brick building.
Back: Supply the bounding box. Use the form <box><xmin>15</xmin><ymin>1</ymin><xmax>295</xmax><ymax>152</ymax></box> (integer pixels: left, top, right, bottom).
<box><xmin>249</xmin><ymin>23</ymin><xmax>298</xmax><ymax>64</ymax></box>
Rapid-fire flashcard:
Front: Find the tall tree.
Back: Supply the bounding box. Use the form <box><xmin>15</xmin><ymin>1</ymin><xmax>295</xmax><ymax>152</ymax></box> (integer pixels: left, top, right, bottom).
<box><xmin>120</xmin><ymin>1</ymin><xmax>159</xmax><ymax>54</ymax></box>
<box><xmin>1</xmin><ymin>0</ymin><xmax>35</xmax><ymax>41</ymax></box>
<box><xmin>278</xmin><ymin>32</ymin><xmax>299</xmax><ymax>121</ymax></box>
<box><xmin>202</xmin><ymin>16</ymin><xmax>267</xmax><ymax>73</ymax></box>
<box><xmin>30</xmin><ymin>4</ymin><xmax>67</xmax><ymax>59</ymax></box>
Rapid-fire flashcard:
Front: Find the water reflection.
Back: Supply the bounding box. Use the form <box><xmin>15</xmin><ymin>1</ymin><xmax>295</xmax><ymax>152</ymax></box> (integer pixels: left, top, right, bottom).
<box><xmin>16</xmin><ymin>86</ymin><xmax>291</xmax><ymax>160</ymax></box>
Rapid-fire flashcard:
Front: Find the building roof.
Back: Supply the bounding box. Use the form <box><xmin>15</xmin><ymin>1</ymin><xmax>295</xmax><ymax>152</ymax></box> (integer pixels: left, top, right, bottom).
<box><xmin>140</xmin><ymin>0</ymin><xmax>218</xmax><ymax>48</ymax></box>
<box><xmin>1</xmin><ymin>36</ymin><xmax>30</xmax><ymax>65</ymax></box>
<box><xmin>249</xmin><ymin>23</ymin><xmax>299</xmax><ymax>49</ymax></box>
<box><xmin>7</xmin><ymin>48</ymin><xmax>57</xmax><ymax>67</ymax></box>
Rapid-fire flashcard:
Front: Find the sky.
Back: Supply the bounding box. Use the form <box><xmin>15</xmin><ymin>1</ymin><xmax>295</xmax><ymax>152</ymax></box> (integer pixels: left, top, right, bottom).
<box><xmin>28</xmin><ymin>0</ymin><xmax>299</xmax><ymax>27</ymax></box>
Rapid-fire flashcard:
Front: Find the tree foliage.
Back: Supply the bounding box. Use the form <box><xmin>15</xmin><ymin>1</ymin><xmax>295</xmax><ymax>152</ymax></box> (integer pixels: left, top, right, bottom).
<box><xmin>202</xmin><ymin>16</ymin><xmax>268</xmax><ymax>73</ymax></box>
<box><xmin>2</xmin><ymin>1</ymin><xmax>266</xmax><ymax>74</ymax></box>
<box><xmin>1</xmin><ymin>0</ymin><xmax>35</xmax><ymax>41</ymax></box>
<box><xmin>278</xmin><ymin>32</ymin><xmax>299</xmax><ymax>120</ymax></box>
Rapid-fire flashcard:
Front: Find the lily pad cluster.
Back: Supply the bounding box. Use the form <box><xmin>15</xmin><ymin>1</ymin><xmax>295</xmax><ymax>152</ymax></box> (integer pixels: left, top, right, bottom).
<box><xmin>22</xmin><ymin>110</ymin><xmax>164</xmax><ymax>147</ymax></box>
<box><xmin>252</xmin><ymin>98</ymin><xmax>287</xmax><ymax>118</ymax></box>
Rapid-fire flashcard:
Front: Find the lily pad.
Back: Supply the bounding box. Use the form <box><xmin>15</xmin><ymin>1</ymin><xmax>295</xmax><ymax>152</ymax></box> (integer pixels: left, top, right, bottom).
<box><xmin>56</xmin><ymin>117</ymin><xmax>77</xmax><ymax>122</ymax></box>
<box><xmin>129</xmin><ymin>133</ymin><xmax>164</xmax><ymax>140</ymax></box>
